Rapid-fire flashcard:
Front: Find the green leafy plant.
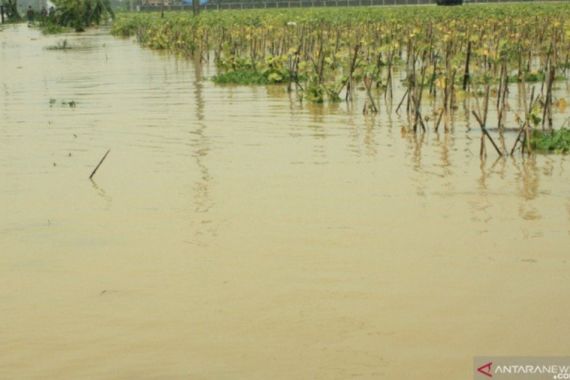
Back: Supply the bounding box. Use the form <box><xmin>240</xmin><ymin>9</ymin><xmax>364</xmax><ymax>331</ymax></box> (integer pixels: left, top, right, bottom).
<box><xmin>41</xmin><ymin>0</ymin><xmax>114</xmax><ymax>32</ymax></box>
<box><xmin>111</xmin><ymin>4</ymin><xmax>570</xmax><ymax>105</ymax></box>
<box><xmin>212</xmin><ymin>70</ymin><xmax>268</xmax><ymax>85</ymax></box>
<box><xmin>531</xmin><ymin>129</ymin><xmax>570</xmax><ymax>154</ymax></box>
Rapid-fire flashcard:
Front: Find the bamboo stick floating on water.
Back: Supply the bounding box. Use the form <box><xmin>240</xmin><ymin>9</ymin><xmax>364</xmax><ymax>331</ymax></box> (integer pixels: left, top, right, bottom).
<box><xmin>89</xmin><ymin>149</ymin><xmax>111</xmax><ymax>180</ymax></box>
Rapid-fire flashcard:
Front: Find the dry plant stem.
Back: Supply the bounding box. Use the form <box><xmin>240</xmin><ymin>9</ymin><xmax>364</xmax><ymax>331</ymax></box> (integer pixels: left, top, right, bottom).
<box><xmin>363</xmin><ymin>76</ymin><xmax>378</xmax><ymax>114</ymax></box>
<box><xmin>523</xmin><ymin>86</ymin><xmax>535</xmax><ymax>154</ymax></box>
<box><xmin>345</xmin><ymin>43</ymin><xmax>361</xmax><ymax>102</ymax></box>
<box><xmin>463</xmin><ymin>41</ymin><xmax>471</xmax><ymax>91</ymax></box>
<box><xmin>541</xmin><ymin>62</ymin><xmax>555</xmax><ymax>130</ymax></box>
<box><xmin>434</xmin><ymin>108</ymin><xmax>444</xmax><ymax>132</ymax></box>
<box><xmin>511</xmin><ymin>86</ymin><xmax>537</xmax><ymax>155</ymax></box>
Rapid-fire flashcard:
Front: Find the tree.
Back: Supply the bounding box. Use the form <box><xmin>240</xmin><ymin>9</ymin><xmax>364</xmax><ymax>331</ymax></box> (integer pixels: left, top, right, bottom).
<box><xmin>50</xmin><ymin>0</ymin><xmax>114</xmax><ymax>31</ymax></box>
<box><xmin>4</xmin><ymin>0</ymin><xmax>21</xmax><ymax>21</ymax></box>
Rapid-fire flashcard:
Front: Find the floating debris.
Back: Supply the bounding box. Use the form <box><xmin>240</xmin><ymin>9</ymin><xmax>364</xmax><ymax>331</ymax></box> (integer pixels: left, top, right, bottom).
<box><xmin>49</xmin><ymin>99</ymin><xmax>77</xmax><ymax>108</ymax></box>
<box><xmin>61</xmin><ymin>100</ymin><xmax>77</xmax><ymax>108</ymax></box>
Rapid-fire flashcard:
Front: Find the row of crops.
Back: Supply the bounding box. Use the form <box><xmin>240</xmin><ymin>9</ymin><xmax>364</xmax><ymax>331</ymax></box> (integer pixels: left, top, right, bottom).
<box><xmin>112</xmin><ymin>4</ymin><xmax>570</xmax><ymax>154</ymax></box>
<box><xmin>146</xmin><ymin>0</ymin><xmax>434</xmax><ymax>11</ymax></box>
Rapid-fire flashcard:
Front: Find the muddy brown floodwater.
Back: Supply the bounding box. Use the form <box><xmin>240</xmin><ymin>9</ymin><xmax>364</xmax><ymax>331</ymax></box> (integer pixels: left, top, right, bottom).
<box><xmin>1</xmin><ymin>24</ymin><xmax>570</xmax><ymax>380</ymax></box>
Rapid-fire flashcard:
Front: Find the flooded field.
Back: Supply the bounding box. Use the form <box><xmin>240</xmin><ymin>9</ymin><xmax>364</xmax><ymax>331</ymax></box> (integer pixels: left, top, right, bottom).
<box><xmin>1</xmin><ymin>24</ymin><xmax>570</xmax><ymax>379</ymax></box>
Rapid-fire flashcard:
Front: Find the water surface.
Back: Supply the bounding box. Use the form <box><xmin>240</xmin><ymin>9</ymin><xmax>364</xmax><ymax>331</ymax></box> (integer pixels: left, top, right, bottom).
<box><xmin>1</xmin><ymin>24</ymin><xmax>570</xmax><ymax>379</ymax></box>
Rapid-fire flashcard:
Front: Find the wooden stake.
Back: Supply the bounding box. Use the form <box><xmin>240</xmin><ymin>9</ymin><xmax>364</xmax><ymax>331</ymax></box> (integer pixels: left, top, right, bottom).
<box><xmin>472</xmin><ymin>111</ymin><xmax>502</xmax><ymax>157</ymax></box>
<box><xmin>89</xmin><ymin>149</ymin><xmax>111</xmax><ymax>180</ymax></box>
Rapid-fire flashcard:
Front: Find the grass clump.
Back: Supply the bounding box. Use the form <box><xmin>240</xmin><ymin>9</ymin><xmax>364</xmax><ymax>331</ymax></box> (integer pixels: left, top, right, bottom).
<box><xmin>212</xmin><ymin>70</ymin><xmax>269</xmax><ymax>85</ymax></box>
<box><xmin>530</xmin><ymin>128</ymin><xmax>570</xmax><ymax>154</ymax></box>
<box><xmin>212</xmin><ymin>69</ymin><xmax>289</xmax><ymax>85</ymax></box>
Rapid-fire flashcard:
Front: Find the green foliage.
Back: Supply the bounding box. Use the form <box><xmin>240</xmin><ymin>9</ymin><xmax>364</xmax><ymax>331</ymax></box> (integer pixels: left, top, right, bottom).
<box><xmin>42</xmin><ymin>0</ymin><xmax>114</xmax><ymax>32</ymax></box>
<box><xmin>531</xmin><ymin>129</ymin><xmax>570</xmax><ymax>154</ymax></box>
<box><xmin>212</xmin><ymin>68</ymin><xmax>290</xmax><ymax>85</ymax></box>
<box><xmin>3</xmin><ymin>0</ymin><xmax>21</xmax><ymax>22</ymax></box>
<box><xmin>211</xmin><ymin>55</ymin><xmax>290</xmax><ymax>85</ymax></box>
<box><xmin>212</xmin><ymin>70</ymin><xmax>268</xmax><ymax>85</ymax></box>
<box><xmin>111</xmin><ymin>4</ymin><xmax>570</xmax><ymax>103</ymax></box>
<box><xmin>306</xmin><ymin>83</ymin><xmax>325</xmax><ymax>103</ymax></box>
<box><xmin>39</xmin><ymin>22</ymin><xmax>69</xmax><ymax>34</ymax></box>
<box><xmin>508</xmin><ymin>71</ymin><xmax>545</xmax><ymax>84</ymax></box>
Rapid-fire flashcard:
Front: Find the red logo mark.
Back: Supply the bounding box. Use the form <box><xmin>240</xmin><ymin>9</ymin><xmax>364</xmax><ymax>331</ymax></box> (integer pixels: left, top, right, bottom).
<box><xmin>477</xmin><ymin>362</ymin><xmax>493</xmax><ymax>378</ymax></box>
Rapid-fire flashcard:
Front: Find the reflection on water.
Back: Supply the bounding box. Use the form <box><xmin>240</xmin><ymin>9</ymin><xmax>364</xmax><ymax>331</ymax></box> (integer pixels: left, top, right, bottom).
<box><xmin>190</xmin><ymin>55</ymin><xmax>217</xmax><ymax>245</ymax></box>
<box><xmin>90</xmin><ymin>178</ymin><xmax>112</xmax><ymax>208</ymax></box>
<box><xmin>1</xmin><ymin>24</ymin><xmax>570</xmax><ymax>380</ymax></box>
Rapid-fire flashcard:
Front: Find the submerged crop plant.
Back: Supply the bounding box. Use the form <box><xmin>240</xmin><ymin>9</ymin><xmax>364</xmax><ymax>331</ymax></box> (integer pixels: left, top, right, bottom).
<box><xmin>112</xmin><ymin>4</ymin><xmax>570</xmax><ymax>154</ymax></box>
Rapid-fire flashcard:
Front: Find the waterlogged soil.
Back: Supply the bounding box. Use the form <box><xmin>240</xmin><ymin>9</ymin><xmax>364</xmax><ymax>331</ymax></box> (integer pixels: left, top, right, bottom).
<box><xmin>1</xmin><ymin>24</ymin><xmax>570</xmax><ymax>380</ymax></box>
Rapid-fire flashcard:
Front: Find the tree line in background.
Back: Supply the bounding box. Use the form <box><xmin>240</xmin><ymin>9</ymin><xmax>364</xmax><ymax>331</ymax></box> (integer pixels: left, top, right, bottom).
<box><xmin>2</xmin><ymin>0</ymin><xmax>114</xmax><ymax>31</ymax></box>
